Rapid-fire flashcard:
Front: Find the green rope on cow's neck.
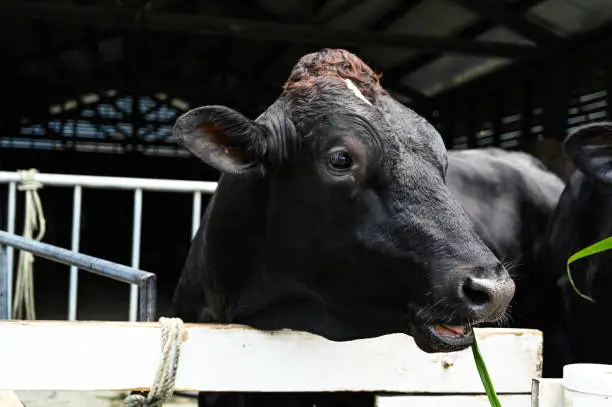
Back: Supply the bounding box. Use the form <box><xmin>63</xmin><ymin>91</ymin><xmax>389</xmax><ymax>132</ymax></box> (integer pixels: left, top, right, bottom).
<box><xmin>472</xmin><ymin>337</ymin><xmax>502</xmax><ymax>407</ymax></box>
<box><xmin>566</xmin><ymin>235</ymin><xmax>612</xmax><ymax>303</ymax></box>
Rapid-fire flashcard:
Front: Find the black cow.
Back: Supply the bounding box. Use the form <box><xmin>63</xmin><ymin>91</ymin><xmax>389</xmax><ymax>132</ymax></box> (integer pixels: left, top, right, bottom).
<box><xmin>172</xmin><ymin>49</ymin><xmax>515</xmax><ymax>407</ymax></box>
<box><xmin>448</xmin><ymin>148</ymin><xmax>564</xmax><ymax>265</ymax></box>
<box><xmin>446</xmin><ymin>147</ymin><xmax>567</xmax><ymax>377</ymax></box>
<box><xmin>539</xmin><ymin>121</ymin><xmax>612</xmax><ymax>372</ymax></box>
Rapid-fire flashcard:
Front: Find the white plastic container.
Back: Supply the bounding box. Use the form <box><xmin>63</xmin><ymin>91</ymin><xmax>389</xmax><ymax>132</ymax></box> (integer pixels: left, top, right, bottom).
<box><xmin>563</xmin><ymin>363</ymin><xmax>612</xmax><ymax>406</ymax></box>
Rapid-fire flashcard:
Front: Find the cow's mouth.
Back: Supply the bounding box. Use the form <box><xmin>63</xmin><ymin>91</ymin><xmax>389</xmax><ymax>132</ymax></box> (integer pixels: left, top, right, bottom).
<box><xmin>410</xmin><ymin>320</ymin><xmax>474</xmax><ymax>353</ymax></box>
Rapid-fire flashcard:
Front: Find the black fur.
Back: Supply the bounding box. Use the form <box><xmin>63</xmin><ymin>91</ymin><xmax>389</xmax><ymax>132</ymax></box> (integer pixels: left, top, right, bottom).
<box><xmin>172</xmin><ymin>50</ymin><xmax>515</xmax><ymax>407</ymax></box>
<box><xmin>538</xmin><ymin>121</ymin><xmax>612</xmax><ymax>375</ymax></box>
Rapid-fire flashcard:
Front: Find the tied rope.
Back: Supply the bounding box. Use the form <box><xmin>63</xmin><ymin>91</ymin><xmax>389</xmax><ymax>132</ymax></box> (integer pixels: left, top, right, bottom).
<box><xmin>124</xmin><ymin>318</ymin><xmax>188</xmax><ymax>407</ymax></box>
<box><xmin>13</xmin><ymin>169</ymin><xmax>46</xmax><ymax>320</ymax></box>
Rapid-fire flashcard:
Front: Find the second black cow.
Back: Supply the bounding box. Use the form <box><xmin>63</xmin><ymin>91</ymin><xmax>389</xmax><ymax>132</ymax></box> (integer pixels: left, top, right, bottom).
<box><xmin>539</xmin><ymin>121</ymin><xmax>612</xmax><ymax>373</ymax></box>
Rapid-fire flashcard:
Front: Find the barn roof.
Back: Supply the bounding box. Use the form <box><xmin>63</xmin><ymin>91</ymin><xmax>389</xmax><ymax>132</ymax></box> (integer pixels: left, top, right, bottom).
<box><xmin>2</xmin><ymin>0</ymin><xmax>612</xmax><ymax>156</ymax></box>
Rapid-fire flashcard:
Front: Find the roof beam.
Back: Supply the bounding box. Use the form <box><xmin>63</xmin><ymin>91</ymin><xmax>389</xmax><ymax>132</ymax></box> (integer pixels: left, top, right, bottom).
<box><xmin>381</xmin><ymin>0</ymin><xmax>549</xmax><ymax>84</ymax></box>
<box><xmin>447</xmin><ymin>0</ymin><xmax>560</xmax><ymax>45</ymax></box>
<box><xmin>431</xmin><ymin>21</ymin><xmax>612</xmax><ymax>99</ymax></box>
<box><xmin>250</xmin><ymin>0</ymin><xmax>373</xmax><ymax>88</ymax></box>
<box><xmin>367</xmin><ymin>0</ymin><xmax>429</xmax><ymax>100</ymax></box>
<box><xmin>370</xmin><ymin>0</ymin><xmax>423</xmax><ymax>31</ymax></box>
<box><xmin>249</xmin><ymin>0</ymin><xmax>422</xmax><ymax>97</ymax></box>
<box><xmin>1</xmin><ymin>2</ymin><xmax>539</xmax><ymax>58</ymax></box>
<box><xmin>383</xmin><ymin>20</ymin><xmax>495</xmax><ymax>81</ymax></box>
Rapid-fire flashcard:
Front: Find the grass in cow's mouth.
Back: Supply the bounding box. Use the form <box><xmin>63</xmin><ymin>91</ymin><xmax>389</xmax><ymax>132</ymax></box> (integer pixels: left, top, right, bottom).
<box><xmin>566</xmin><ymin>235</ymin><xmax>612</xmax><ymax>303</ymax></box>
<box><xmin>469</xmin><ymin>235</ymin><xmax>612</xmax><ymax>407</ymax></box>
<box><xmin>470</xmin><ymin>235</ymin><xmax>612</xmax><ymax>407</ymax></box>
<box><xmin>472</xmin><ymin>337</ymin><xmax>502</xmax><ymax>407</ymax></box>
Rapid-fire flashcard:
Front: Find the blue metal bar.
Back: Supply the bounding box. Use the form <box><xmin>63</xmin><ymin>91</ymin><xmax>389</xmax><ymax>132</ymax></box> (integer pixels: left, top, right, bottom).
<box><xmin>0</xmin><ymin>230</ymin><xmax>157</xmax><ymax>321</ymax></box>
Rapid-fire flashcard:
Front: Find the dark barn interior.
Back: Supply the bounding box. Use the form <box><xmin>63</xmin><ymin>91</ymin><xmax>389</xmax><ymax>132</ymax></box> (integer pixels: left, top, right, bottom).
<box><xmin>1</xmin><ymin>0</ymin><xmax>612</xmax><ymax>322</ymax></box>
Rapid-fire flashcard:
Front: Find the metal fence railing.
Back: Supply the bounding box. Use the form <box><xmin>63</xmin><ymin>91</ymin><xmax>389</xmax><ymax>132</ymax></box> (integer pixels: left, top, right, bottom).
<box><xmin>0</xmin><ymin>230</ymin><xmax>157</xmax><ymax>322</ymax></box>
<box><xmin>0</xmin><ymin>171</ymin><xmax>218</xmax><ymax>321</ymax></box>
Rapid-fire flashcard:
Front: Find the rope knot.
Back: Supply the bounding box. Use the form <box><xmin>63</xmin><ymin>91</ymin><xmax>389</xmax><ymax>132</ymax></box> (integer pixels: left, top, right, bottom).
<box><xmin>123</xmin><ymin>317</ymin><xmax>187</xmax><ymax>407</ymax></box>
<box><xmin>17</xmin><ymin>169</ymin><xmax>42</xmax><ymax>191</ymax></box>
<box><xmin>123</xmin><ymin>394</ymin><xmax>148</xmax><ymax>407</ymax></box>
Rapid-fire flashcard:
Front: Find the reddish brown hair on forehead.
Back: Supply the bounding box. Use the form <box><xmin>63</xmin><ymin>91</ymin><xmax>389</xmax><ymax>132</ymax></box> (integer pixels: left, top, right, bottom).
<box><xmin>282</xmin><ymin>48</ymin><xmax>383</xmax><ymax>102</ymax></box>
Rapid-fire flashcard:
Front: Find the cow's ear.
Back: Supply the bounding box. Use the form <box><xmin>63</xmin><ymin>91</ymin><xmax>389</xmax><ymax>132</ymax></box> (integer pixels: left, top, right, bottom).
<box><xmin>564</xmin><ymin>121</ymin><xmax>612</xmax><ymax>186</ymax></box>
<box><xmin>173</xmin><ymin>105</ymin><xmax>268</xmax><ymax>174</ymax></box>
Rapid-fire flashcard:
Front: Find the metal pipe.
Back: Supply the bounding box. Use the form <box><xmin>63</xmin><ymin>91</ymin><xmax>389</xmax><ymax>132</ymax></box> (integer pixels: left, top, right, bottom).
<box><xmin>0</xmin><ymin>171</ymin><xmax>205</xmax><ymax>324</ymax></box>
<box><xmin>68</xmin><ymin>186</ymin><xmax>82</xmax><ymax>321</ymax></box>
<box><xmin>6</xmin><ymin>182</ymin><xmax>16</xmax><ymax>320</ymax></box>
<box><xmin>0</xmin><ymin>230</ymin><xmax>155</xmax><ymax>286</ymax></box>
<box><xmin>139</xmin><ymin>274</ymin><xmax>157</xmax><ymax>322</ymax></box>
<box><xmin>0</xmin><ymin>171</ymin><xmax>217</xmax><ymax>193</ymax></box>
<box><xmin>191</xmin><ymin>191</ymin><xmax>201</xmax><ymax>239</ymax></box>
<box><xmin>129</xmin><ymin>188</ymin><xmax>143</xmax><ymax>322</ymax></box>
<box><xmin>0</xmin><ymin>246</ymin><xmax>7</xmax><ymax>319</ymax></box>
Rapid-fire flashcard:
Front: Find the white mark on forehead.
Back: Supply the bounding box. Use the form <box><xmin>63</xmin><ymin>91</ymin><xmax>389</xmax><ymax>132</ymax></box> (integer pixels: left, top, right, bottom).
<box><xmin>344</xmin><ymin>79</ymin><xmax>372</xmax><ymax>106</ymax></box>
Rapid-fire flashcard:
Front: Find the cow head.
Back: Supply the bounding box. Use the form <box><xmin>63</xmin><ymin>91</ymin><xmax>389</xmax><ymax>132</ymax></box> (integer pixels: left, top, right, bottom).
<box><xmin>564</xmin><ymin>121</ymin><xmax>612</xmax><ymax>187</ymax></box>
<box><xmin>173</xmin><ymin>49</ymin><xmax>515</xmax><ymax>353</ymax></box>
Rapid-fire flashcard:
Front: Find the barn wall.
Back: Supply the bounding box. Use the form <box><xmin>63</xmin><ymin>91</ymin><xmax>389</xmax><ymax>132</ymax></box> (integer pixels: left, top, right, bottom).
<box><xmin>428</xmin><ymin>38</ymin><xmax>612</xmax><ymax>181</ymax></box>
<box><xmin>3</xmin><ymin>34</ymin><xmax>612</xmax><ymax>322</ymax></box>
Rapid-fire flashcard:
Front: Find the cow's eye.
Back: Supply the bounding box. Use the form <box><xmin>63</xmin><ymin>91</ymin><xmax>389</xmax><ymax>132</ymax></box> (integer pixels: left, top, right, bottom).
<box><xmin>329</xmin><ymin>150</ymin><xmax>353</xmax><ymax>170</ymax></box>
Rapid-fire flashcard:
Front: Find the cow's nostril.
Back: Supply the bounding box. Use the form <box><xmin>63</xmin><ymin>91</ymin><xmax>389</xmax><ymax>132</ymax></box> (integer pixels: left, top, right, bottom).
<box><xmin>461</xmin><ymin>277</ymin><xmax>491</xmax><ymax>307</ymax></box>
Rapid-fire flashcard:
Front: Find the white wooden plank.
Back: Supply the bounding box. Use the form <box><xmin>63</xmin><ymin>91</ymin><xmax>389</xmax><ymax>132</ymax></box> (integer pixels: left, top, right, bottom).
<box><xmin>531</xmin><ymin>378</ymin><xmax>564</xmax><ymax>407</ymax></box>
<box><xmin>14</xmin><ymin>391</ymin><xmax>197</xmax><ymax>407</ymax></box>
<box><xmin>376</xmin><ymin>394</ymin><xmax>531</xmax><ymax>407</ymax></box>
<box><xmin>0</xmin><ymin>321</ymin><xmax>542</xmax><ymax>393</ymax></box>
<box><xmin>0</xmin><ymin>391</ymin><xmax>25</xmax><ymax>407</ymax></box>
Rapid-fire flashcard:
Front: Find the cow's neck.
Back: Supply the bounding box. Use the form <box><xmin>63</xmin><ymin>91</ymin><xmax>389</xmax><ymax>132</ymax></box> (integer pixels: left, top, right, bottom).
<box><xmin>200</xmin><ymin>172</ymin><xmax>271</xmax><ymax>321</ymax></box>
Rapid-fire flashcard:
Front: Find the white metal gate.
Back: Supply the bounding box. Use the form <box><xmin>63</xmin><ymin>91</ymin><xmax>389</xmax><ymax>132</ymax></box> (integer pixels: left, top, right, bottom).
<box><xmin>0</xmin><ymin>171</ymin><xmax>217</xmax><ymax>321</ymax></box>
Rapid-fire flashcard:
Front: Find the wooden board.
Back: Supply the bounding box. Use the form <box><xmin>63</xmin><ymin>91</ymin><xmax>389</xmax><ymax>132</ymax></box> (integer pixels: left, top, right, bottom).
<box><xmin>0</xmin><ymin>391</ymin><xmax>25</xmax><ymax>407</ymax></box>
<box><xmin>13</xmin><ymin>391</ymin><xmax>196</xmax><ymax>407</ymax></box>
<box><xmin>531</xmin><ymin>378</ymin><xmax>564</xmax><ymax>407</ymax></box>
<box><xmin>0</xmin><ymin>321</ymin><xmax>542</xmax><ymax>393</ymax></box>
<box><xmin>375</xmin><ymin>394</ymin><xmax>531</xmax><ymax>407</ymax></box>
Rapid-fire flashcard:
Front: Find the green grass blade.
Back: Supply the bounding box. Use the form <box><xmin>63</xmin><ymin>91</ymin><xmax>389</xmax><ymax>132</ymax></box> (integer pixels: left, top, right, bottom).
<box><xmin>469</xmin><ymin>236</ymin><xmax>612</xmax><ymax>407</ymax></box>
<box><xmin>566</xmin><ymin>235</ymin><xmax>612</xmax><ymax>303</ymax></box>
<box><xmin>472</xmin><ymin>337</ymin><xmax>502</xmax><ymax>407</ymax></box>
